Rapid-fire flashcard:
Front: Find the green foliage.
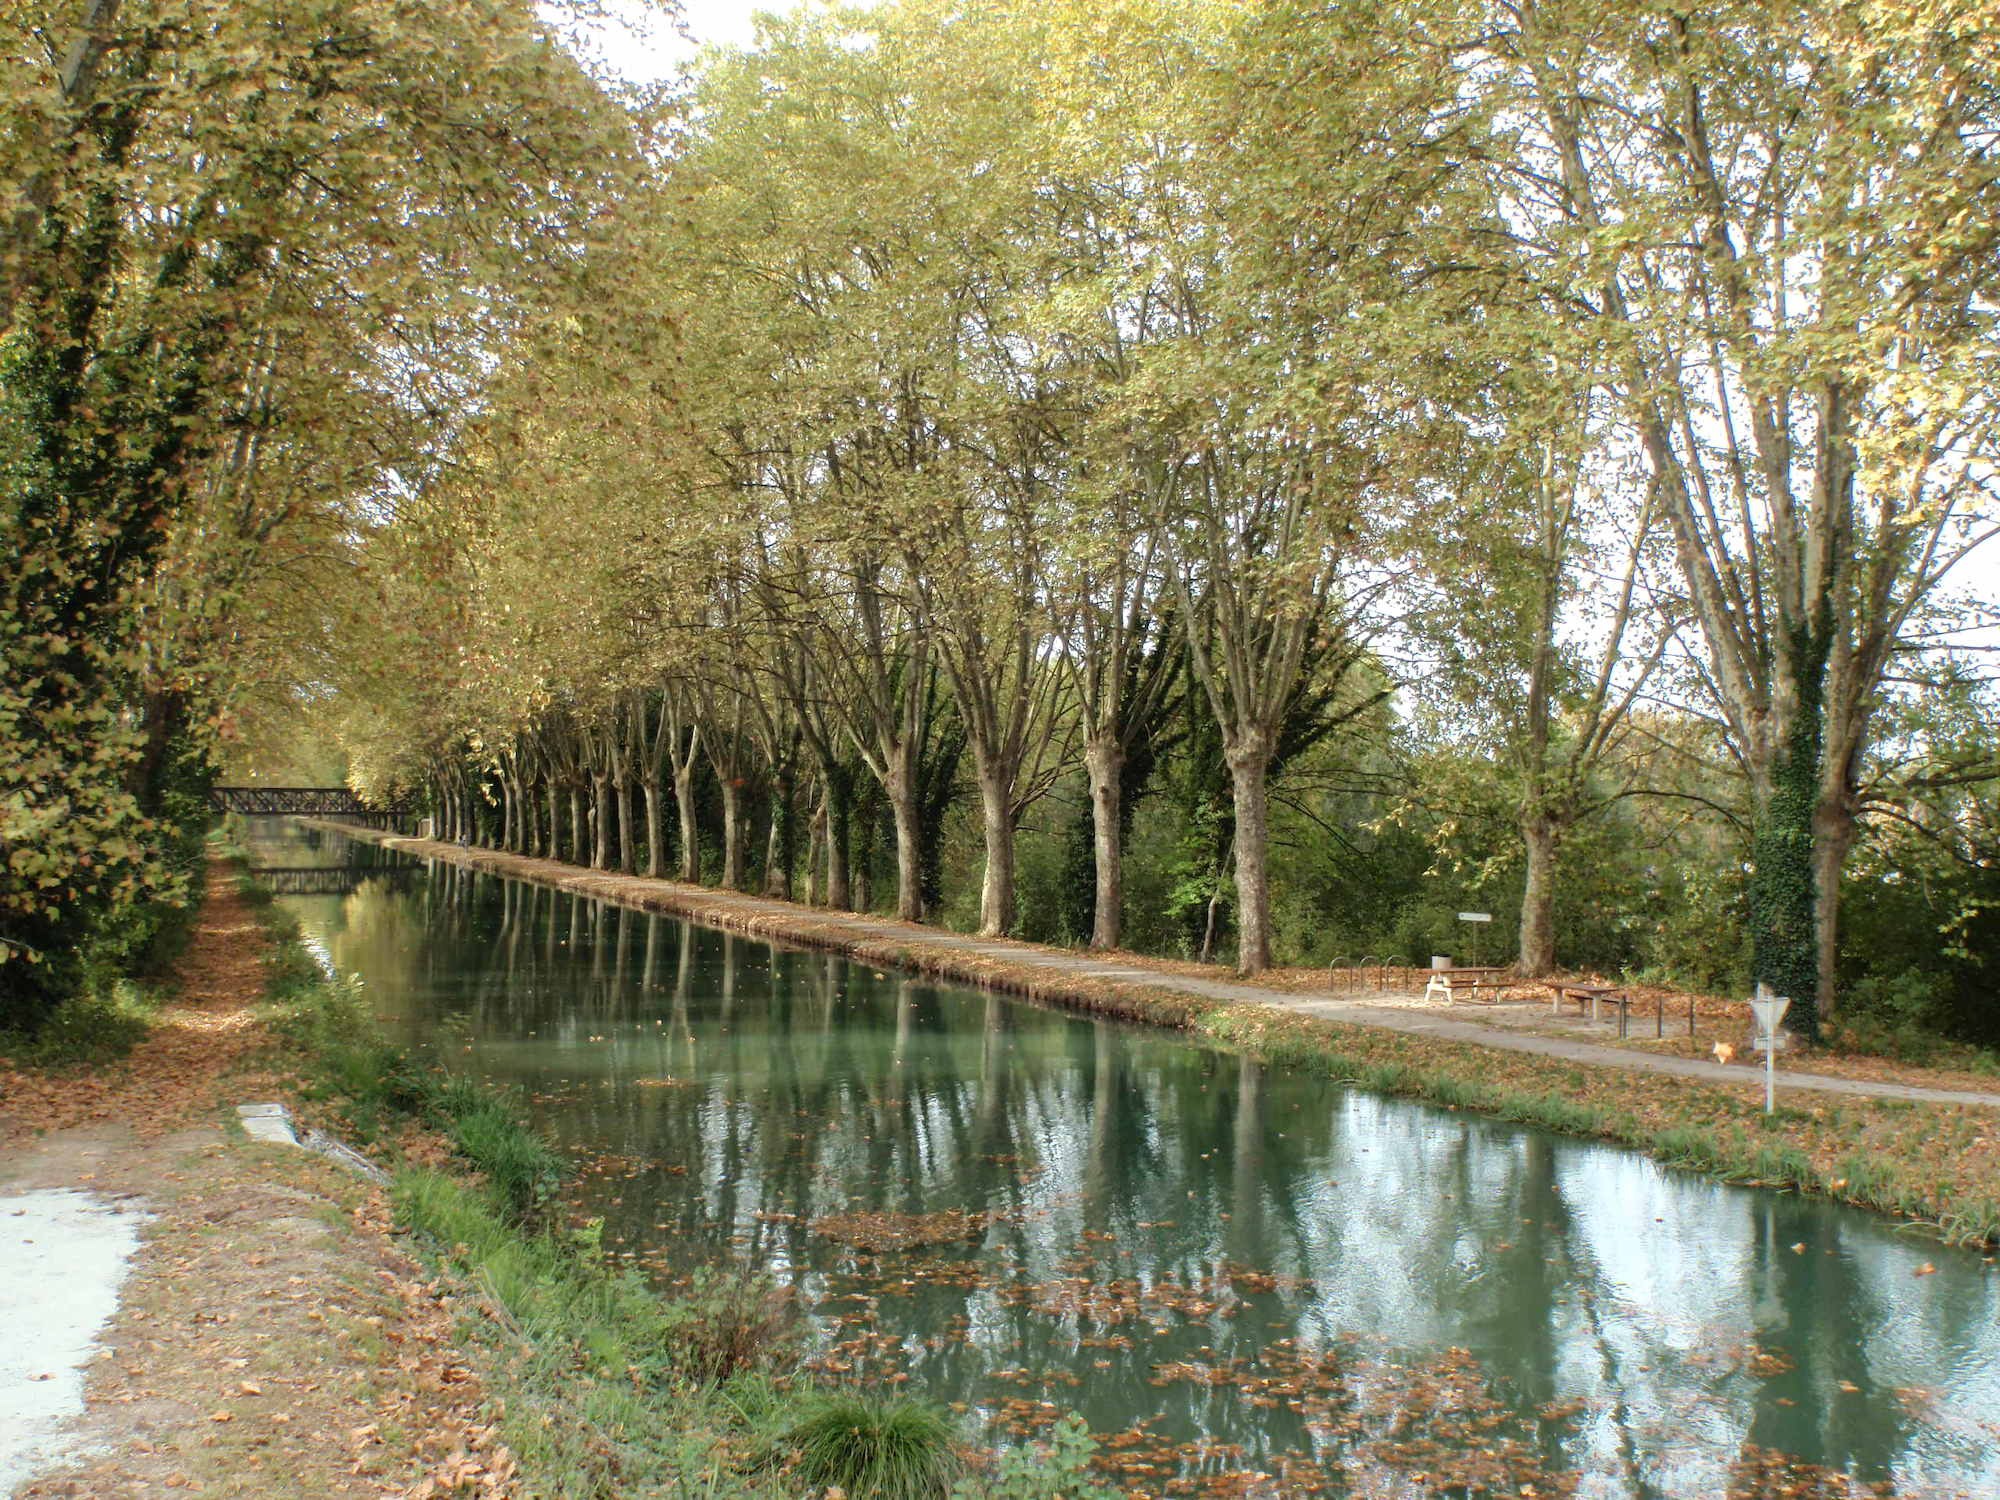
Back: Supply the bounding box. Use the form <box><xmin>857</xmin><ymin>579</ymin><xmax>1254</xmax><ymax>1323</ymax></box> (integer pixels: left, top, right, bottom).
<box><xmin>0</xmin><ymin>715</ymin><xmax>215</xmax><ymax>1031</ymax></box>
<box><xmin>0</xmin><ymin>977</ymin><xmax>158</xmax><ymax>1068</ymax></box>
<box><xmin>951</xmin><ymin>1417</ymin><xmax>1117</xmax><ymax>1500</ymax></box>
<box><xmin>770</xmin><ymin>1394</ymin><xmax>965</xmax><ymax>1500</ymax></box>
<box><xmin>1837</xmin><ymin>758</ymin><xmax>2000</xmax><ymax>1053</ymax></box>
<box><xmin>2</xmin><ymin>0</ymin><xmax>628</xmax><ymax>1028</ymax></box>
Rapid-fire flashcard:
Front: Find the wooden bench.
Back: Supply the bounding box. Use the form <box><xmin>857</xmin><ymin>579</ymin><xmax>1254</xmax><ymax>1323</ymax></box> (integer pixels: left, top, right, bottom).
<box><xmin>1550</xmin><ymin>982</ymin><xmax>1697</xmax><ymax>1039</ymax></box>
<box><xmin>1550</xmin><ymin>981</ymin><xmax>1630</xmax><ymax>1035</ymax></box>
<box><xmin>1423</xmin><ymin>966</ymin><xmax>1504</xmax><ymax>1004</ymax></box>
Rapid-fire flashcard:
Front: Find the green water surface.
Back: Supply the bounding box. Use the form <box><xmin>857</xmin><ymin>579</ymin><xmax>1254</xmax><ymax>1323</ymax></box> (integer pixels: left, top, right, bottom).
<box><xmin>253</xmin><ymin>822</ymin><xmax>2000</xmax><ymax>1498</ymax></box>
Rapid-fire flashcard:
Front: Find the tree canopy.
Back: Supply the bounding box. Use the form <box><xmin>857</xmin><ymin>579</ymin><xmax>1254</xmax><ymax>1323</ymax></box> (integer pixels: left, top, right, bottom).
<box><xmin>8</xmin><ymin>0</ymin><xmax>1997</xmax><ymax>1046</ymax></box>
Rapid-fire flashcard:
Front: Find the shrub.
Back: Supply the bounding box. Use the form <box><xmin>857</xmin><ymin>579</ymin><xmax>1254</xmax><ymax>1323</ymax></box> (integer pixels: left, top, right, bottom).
<box><xmin>772</xmin><ymin>1394</ymin><xmax>964</xmax><ymax>1499</ymax></box>
<box><xmin>659</xmin><ymin>1265</ymin><xmax>797</xmax><ymax>1385</ymax></box>
<box><xmin>0</xmin><ymin>977</ymin><xmax>157</xmax><ymax>1067</ymax></box>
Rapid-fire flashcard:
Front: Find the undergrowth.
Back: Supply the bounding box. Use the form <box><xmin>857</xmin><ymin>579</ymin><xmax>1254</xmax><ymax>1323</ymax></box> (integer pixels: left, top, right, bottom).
<box><xmin>0</xmin><ymin>975</ymin><xmax>160</xmax><ymax>1068</ymax></box>
<box><xmin>768</xmin><ymin>1395</ymin><xmax>964</xmax><ymax>1498</ymax></box>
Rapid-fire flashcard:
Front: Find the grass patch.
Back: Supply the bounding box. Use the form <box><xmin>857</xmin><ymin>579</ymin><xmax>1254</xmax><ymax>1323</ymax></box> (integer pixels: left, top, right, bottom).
<box><xmin>768</xmin><ymin>1394</ymin><xmax>964</xmax><ymax>1499</ymax></box>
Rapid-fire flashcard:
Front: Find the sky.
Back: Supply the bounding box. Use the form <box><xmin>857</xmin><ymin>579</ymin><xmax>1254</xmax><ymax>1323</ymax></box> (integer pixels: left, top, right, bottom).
<box><xmin>556</xmin><ymin>0</ymin><xmax>786</xmax><ymax>81</ymax></box>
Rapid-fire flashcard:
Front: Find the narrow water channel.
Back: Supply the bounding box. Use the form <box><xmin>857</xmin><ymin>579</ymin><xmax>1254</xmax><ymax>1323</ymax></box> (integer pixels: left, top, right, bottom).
<box><xmin>250</xmin><ymin>821</ymin><xmax>2000</xmax><ymax>1499</ymax></box>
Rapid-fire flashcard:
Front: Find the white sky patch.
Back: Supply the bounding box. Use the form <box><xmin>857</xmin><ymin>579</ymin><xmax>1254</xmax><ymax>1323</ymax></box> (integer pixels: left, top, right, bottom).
<box><xmin>0</xmin><ymin>1189</ymin><xmax>150</xmax><ymax>1493</ymax></box>
<box><xmin>551</xmin><ymin>0</ymin><xmax>879</xmax><ymax>80</ymax></box>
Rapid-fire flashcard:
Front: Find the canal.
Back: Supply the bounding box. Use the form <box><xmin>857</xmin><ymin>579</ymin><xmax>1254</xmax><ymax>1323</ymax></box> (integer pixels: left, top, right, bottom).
<box><xmin>250</xmin><ymin>820</ymin><xmax>2000</xmax><ymax>1498</ymax></box>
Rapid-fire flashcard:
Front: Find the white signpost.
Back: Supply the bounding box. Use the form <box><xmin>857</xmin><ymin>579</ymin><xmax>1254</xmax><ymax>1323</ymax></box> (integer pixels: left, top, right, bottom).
<box><xmin>1749</xmin><ymin>983</ymin><xmax>1791</xmax><ymax>1115</ymax></box>
<box><xmin>1457</xmin><ymin>911</ymin><xmax>1492</xmax><ymax>967</ymax></box>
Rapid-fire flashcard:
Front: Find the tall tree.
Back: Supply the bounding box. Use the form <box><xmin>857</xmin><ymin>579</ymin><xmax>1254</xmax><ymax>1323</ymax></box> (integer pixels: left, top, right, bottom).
<box><xmin>1490</xmin><ymin>0</ymin><xmax>2000</xmax><ymax>1033</ymax></box>
<box><xmin>0</xmin><ymin>0</ymin><xmax>629</xmax><ymax>1018</ymax></box>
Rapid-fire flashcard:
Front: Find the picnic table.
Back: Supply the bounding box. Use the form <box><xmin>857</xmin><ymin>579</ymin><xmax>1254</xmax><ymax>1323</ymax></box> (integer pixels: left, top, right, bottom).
<box><xmin>1422</xmin><ymin>965</ymin><xmax>1505</xmax><ymax>1004</ymax></box>
<box><xmin>1550</xmin><ymin>981</ymin><xmax>1697</xmax><ymax>1039</ymax></box>
<box><xmin>1550</xmin><ymin>981</ymin><xmax>1632</xmax><ymax>1036</ymax></box>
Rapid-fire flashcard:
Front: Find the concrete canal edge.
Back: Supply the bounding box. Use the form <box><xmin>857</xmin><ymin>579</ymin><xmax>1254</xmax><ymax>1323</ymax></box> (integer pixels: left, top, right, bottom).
<box><xmin>293</xmin><ymin>820</ymin><xmax>2000</xmax><ymax>1248</ymax></box>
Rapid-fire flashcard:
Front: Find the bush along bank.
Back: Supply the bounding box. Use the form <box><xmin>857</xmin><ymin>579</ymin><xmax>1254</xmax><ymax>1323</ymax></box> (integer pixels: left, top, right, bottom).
<box><xmin>235</xmin><ymin>866</ymin><xmax>1118</xmax><ymax>1500</ymax></box>
<box><xmin>308</xmin><ymin>825</ymin><xmax>2000</xmax><ymax>1251</ymax></box>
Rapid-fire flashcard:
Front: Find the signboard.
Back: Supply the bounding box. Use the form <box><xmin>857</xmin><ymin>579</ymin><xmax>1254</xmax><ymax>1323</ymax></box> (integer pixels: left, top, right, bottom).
<box><xmin>1749</xmin><ymin>985</ymin><xmax>1791</xmax><ymax>1113</ymax></box>
<box><xmin>1456</xmin><ymin>912</ymin><xmax>1493</xmax><ymax>923</ymax></box>
<box><xmin>1750</xmin><ymin>990</ymin><xmax>1791</xmax><ymax>1038</ymax></box>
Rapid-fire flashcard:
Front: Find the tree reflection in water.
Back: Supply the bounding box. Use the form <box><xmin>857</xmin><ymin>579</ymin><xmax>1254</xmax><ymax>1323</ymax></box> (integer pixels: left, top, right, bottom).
<box><xmin>261</xmin><ymin>823</ymin><xmax>2000</xmax><ymax>1499</ymax></box>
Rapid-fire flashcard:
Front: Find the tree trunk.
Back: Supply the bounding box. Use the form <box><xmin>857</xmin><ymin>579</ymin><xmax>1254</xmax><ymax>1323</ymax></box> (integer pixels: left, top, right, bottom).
<box><xmin>822</xmin><ymin>761</ymin><xmax>853</xmax><ymax>910</ymax></box>
<box><xmin>1518</xmin><ymin>813</ymin><xmax>1559</xmax><ymax>977</ymax></box>
<box><xmin>498</xmin><ymin>777</ymin><xmax>514</xmax><ymax>852</ymax></box>
<box><xmin>1085</xmin><ymin>733</ymin><xmax>1123</xmax><ymax>950</ymax></box>
<box><xmin>803</xmin><ymin>795</ymin><xmax>824</xmax><ymax>907</ymax></box>
<box><xmin>568</xmin><ymin>783</ymin><xmax>586</xmax><ymax>864</ymax></box>
<box><xmin>975</xmin><ymin>760</ymin><xmax>1016</xmax><ymax>938</ymax></box>
<box><xmin>1201</xmin><ymin>837</ymin><xmax>1230</xmax><ymax>965</ymax></box>
<box><xmin>616</xmin><ymin>776</ymin><xmax>636</xmax><ymax>875</ymax></box>
<box><xmin>1751</xmin><ymin>692</ymin><xmax>1827</xmax><ymax>1040</ymax></box>
<box><xmin>764</xmin><ymin>801</ymin><xmax>783</xmax><ymax>894</ymax></box>
<box><xmin>720</xmin><ymin>778</ymin><xmax>746</xmax><ymax>890</ymax></box>
<box><xmin>1227</xmin><ymin>741</ymin><xmax>1272</xmax><ymax>974</ymax></box>
<box><xmin>545</xmin><ymin>782</ymin><xmax>560</xmax><ymax>859</ymax></box>
<box><xmin>886</xmin><ymin>756</ymin><xmax>923</xmax><ymax>922</ymax></box>
<box><xmin>642</xmin><ymin>779</ymin><xmax>665</xmax><ymax>879</ymax></box>
<box><xmin>766</xmin><ymin>759</ymin><xmax>796</xmax><ymax>900</ymax></box>
<box><xmin>1811</xmin><ymin>798</ymin><xmax>1855</xmax><ymax>1030</ymax></box>
<box><xmin>852</xmin><ymin>798</ymin><xmax>874</xmax><ymax>913</ymax></box>
<box><xmin>673</xmin><ymin>763</ymin><xmax>699</xmax><ymax>882</ymax></box>
<box><xmin>592</xmin><ymin>773</ymin><xmax>612</xmax><ymax>871</ymax></box>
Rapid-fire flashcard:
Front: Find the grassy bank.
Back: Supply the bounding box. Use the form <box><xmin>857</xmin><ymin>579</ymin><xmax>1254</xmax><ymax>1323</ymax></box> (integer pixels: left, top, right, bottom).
<box><xmin>233</xmin><ymin>863</ymin><xmax>1116</xmax><ymax>1499</ymax></box>
<box><xmin>1194</xmin><ymin>1006</ymin><xmax>2000</xmax><ymax>1249</ymax></box>
<box><xmin>312</xmin><ymin>824</ymin><xmax>2000</xmax><ymax>1250</ymax></box>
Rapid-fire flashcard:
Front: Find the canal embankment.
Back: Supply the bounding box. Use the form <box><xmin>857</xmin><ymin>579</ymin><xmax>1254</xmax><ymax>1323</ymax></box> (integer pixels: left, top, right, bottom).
<box><xmin>306</xmin><ymin>820</ymin><xmax>2000</xmax><ymax>1247</ymax></box>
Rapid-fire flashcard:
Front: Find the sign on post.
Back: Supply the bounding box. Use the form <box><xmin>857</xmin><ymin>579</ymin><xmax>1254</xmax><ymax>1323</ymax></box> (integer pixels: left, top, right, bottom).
<box><xmin>1749</xmin><ymin>984</ymin><xmax>1791</xmax><ymax>1114</ymax></box>
<box><xmin>1456</xmin><ymin>912</ymin><xmax>1492</xmax><ymax>966</ymax></box>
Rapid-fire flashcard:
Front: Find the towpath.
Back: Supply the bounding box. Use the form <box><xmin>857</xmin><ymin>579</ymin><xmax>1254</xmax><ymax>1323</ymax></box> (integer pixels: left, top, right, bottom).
<box><xmin>0</xmin><ymin>865</ymin><xmax>514</xmax><ymax>1498</ymax></box>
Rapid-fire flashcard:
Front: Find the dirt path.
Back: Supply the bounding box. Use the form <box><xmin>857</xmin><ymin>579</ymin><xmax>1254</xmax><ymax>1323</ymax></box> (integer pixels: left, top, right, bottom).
<box><xmin>0</xmin><ymin>867</ymin><xmax>517</xmax><ymax>1499</ymax></box>
<box><xmin>321</xmin><ymin>823</ymin><xmax>2000</xmax><ymax>1112</ymax></box>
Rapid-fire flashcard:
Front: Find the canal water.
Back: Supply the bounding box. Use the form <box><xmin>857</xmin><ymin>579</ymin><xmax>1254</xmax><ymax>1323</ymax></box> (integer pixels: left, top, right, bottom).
<box><xmin>251</xmin><ymin>821</ymin><xmax>2000</xmax><ymax>1499</ymax></box>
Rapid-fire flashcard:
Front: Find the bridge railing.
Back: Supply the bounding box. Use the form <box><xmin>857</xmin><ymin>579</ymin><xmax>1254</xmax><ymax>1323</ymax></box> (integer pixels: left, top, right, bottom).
<box><xmin>209</xmin><ymin>787</ymin><xmax>411</xmax><ymax>819</ymax></box>
<box><xmin>245</xmin><ymin>865</ymin><xmax>420</xmax><ymax>896</ymax></box>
